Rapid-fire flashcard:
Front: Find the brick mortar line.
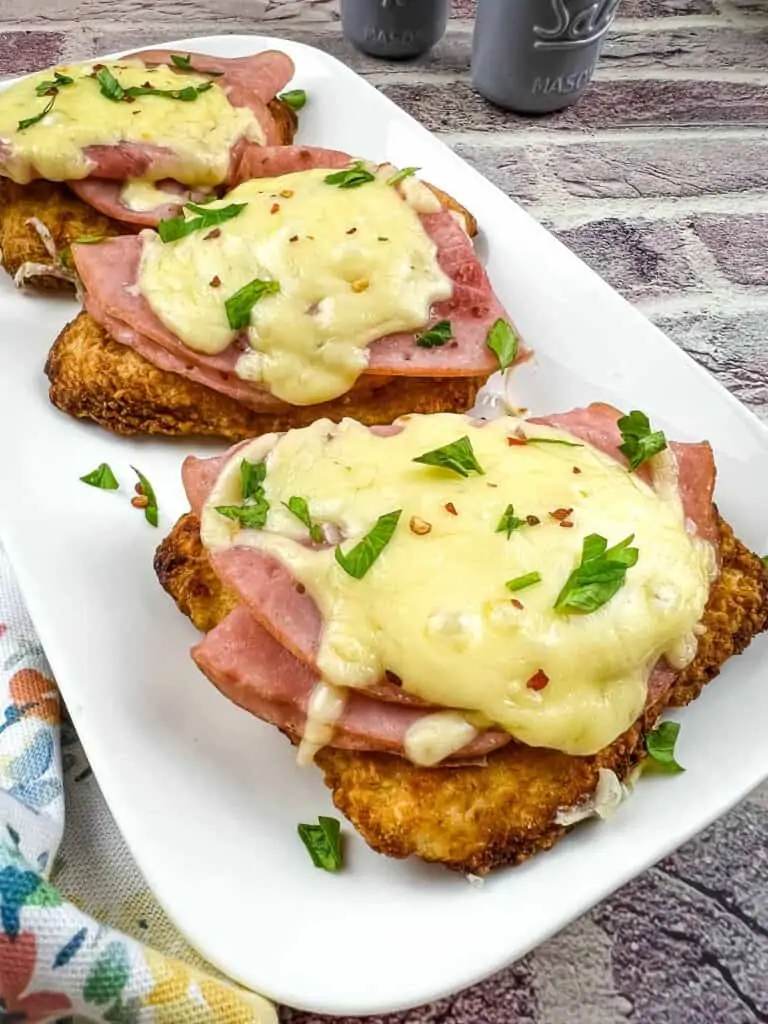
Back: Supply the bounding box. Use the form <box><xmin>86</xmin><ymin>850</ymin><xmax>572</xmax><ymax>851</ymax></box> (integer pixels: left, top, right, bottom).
<box><xmin>528</xmin><ymin>190</ymin><xmax>768</xmax><ymax>229</ymax></box>
<box><xmin>638</xmin><ymin>289</ymin><xmax>768</xmax><ymax>319</ymax></box>
<box><xmin>440</xmin><ymin>125</ymin><xmax>768</xmax><ymax>148</ymax></box>
<box><xmin>364</xmin><ymin>67</ymin><xmax>768</xmax><ymax>86</ymax></box>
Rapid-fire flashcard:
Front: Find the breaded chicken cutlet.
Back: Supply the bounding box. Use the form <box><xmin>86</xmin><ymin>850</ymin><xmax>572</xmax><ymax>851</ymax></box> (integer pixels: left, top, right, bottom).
<box><xmin>155</xmin><ymin>510</ymin><xmax>768</xmax><ymax>874</ymax></box>
<box><xmin>0</xmin><ymin>97</ymin><xmax>298</xmax><ymax>289</ymax></box>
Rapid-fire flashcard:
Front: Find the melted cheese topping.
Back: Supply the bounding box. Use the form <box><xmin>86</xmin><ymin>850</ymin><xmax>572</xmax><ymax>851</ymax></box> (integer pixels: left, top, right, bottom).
<box><xmin>201</xmin><ymin>413</ymin><xmax>715</xmax><ymax>757</ymax></box>
<box><xmin>0</xmin><ymin>60</ymin><xmax>260</xmax><ymax>184</ymax></box>
<box><xmin>138</xmin><ymin>167</ymin><xmax>453</xmax><ymax>405</ymax></box>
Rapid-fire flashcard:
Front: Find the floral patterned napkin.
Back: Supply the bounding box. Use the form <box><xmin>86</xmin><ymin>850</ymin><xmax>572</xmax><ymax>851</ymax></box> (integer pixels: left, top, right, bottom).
<box><xmin>0</xmin><ymin>540</ymin><xmax>277</xmax><ymax>1024</ymax></box>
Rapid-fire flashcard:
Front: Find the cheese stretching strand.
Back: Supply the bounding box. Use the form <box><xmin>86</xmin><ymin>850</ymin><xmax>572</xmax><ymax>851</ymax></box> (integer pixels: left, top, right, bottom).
<box><xmin>0</xmin><ymin>60</ymin><xmax>262</xmax><ymax>184</ymax></box>
<box><xmin>200</xmin><ymin>413</ymin><xmax>717</xmax><ymax>760</ymax></box>
<box><xmin>138</xmin><ymin>168</ymin><xmax>453</xmax><ymax>405</ymax></box>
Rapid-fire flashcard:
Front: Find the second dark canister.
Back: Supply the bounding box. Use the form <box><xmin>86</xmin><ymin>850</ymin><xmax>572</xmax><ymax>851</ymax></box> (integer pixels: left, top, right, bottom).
<box><xmin>472</xmin><ymin>0</ymin><xmax>621</xmax><ymax>114</ymax></box>
<box><xmin>341</xmin><ymin>0</ymin><xmax>450</xmax><ymax>60</ymax></box>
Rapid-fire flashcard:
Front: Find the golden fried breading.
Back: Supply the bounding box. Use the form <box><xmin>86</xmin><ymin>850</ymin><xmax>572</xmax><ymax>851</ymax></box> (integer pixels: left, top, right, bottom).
<box><xmin>0</xmin><ymin>177</ymin><xmax>120</xmax><ymax>289</ymax></box>
<box><xmin>0</xmin><ymin>98</ymin><xmax>298</xmax><ymax>289</ymax></box>
<box><xmin>46</xmin><ymin>311</ymin><xmax>484</xmax><ymax>441</ymax></box>
<box><xmin>154</xmin><ymin>511</ymin><xmax>768</xmax><ymax>873</ymax></box>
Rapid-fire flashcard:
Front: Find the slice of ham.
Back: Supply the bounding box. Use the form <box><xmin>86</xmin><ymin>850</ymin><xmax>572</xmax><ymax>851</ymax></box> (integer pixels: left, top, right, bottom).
<box><xmin>530</xmin><ymin>402</ymin><xmax>718</xmax><ymax>545</ymax></box>
<box><xmin>67</xmin><ymin>146</ymin><xmax>351</xmax><ymax>229</ymax></box>
<box><xmin>3</xmin><ymin>50</ymin><xmax>294</xmax><ymax>186</ymax></box>
<box><xmin>73</xmin><ymin>154</ymin><xmax>505</xmax><ymax>407</ymax></box>
<box><xmin>183</xmin><ymin>406</ymin><xmax>719</xmax><ymax>681</ymax></box>
<box><xmin>193</xmin><ymin>605</ymin><xmax>511</xmax><ymax>760</ymax></box>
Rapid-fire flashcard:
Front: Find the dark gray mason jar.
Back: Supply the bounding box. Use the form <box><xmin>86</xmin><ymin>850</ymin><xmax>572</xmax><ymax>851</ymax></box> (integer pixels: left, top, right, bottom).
<box><xmin>472</xmin><ymin>0</ymin><xmax>621</xmax><ymax>114</ymax></box>
<box><xmin>341</xmin><ymin>0</ymin><xmax>450</xmax><ymax>60</ymax></box>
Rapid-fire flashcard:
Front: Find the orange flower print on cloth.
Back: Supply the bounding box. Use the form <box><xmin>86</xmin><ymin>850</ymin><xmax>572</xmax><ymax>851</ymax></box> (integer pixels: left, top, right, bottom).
<box><xmin>10</xmin><ymin>669</ymin><xmax>61</xmax><ymax>726</ymax></box>
<box><xmin>0</xmin><ymin>930</ymin><xmax>72</xmax><ymax>1022</ymax></box>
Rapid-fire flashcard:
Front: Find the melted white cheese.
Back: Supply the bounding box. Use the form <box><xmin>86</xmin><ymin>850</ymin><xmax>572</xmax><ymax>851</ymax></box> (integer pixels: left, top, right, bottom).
<box><xmin>201</xmin><ymin>413</ymin><xmax>715</xmax><ymax>757</ymax></box>
<box><xmin>138</xmin><ymin>167</ymin><xmax>453</xmax><ymax>405</ymax></box>
<box><xmin>0</xmin><ymin>60</ymin><xmax>261</xmax><ymax>184</ymax></box>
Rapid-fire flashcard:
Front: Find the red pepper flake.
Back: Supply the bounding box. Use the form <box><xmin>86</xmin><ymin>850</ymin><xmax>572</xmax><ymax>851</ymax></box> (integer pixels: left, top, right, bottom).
<box><xmin>526</xmin><ymin>515</ymin><xmax>541</xmax><ymax>527</ymax></box>
<box><xmin>270</xmin><ymin>202</ymin><xmax>280</xmax><ymax>214</ymax></box>
<box><xmin>527</xmin><ymin>669</ymin><xmax>549</xmax><ymax>691</ymax></box>
<box><xmin>507</xmin><ymin>436</ymin><xmax>528</xmax><ymax>447</ymax></box>
<box><xmin>142</xmin><ymin>80</ymin><xmax>154</xmax><ymax>89</ymax></box>
<box><xmin>204</xmin><ymin>228</ymin><xmax>221</xmax><ymax>241</ymax></box>
<box><xmin>549</xmin><ymin>507</ymin><xmax>573</xmax><ymax>522</ymax></box>
<box><xmin>559</xmin><ymin>520</ymin><xmax>574</xmax><ymax>528</ymax></box>
<box><xmin>123</xmin><ymin>95</ymin><xmax>136</xmax><ymax>103</ymax></box>
<box><xmin>572</xmin><ymin>466</ymin><xmax>582</xmax><ymax>475</ymax></box>
<box><xmin>510</xmin><ymin>599</ymin><xmax>523</xmax><ymax>610</ymax></box>
<box><xmin>289</xmin><ymin>234</ymin><xmax>299</xmax><ymax>243</ymax></box>
<box><xmin>209</xmin><ymin>275</ymin><xmax>221</xmax><ymax>288</ymax></box>
<box><xmin>346</xmin><ymin>227</ymin><xmax>357</xmax><ymax>235</ymax></box>
<box><xmin>444</xmin><ymin>502</ymin><xmax>458</xmax><ymax>516</ymax></box>
<box><xmin>93</xmin><ymin>63</ymin><xmax>105</xmax><ymax>71</ymax></box>
<box><xmin>44</xmin><ymin>87</ymin><xmax>58</xmax><ymax>96</ymax></box>
<box><xmin>385</xmin><ymin>669</ymin><xmax>402</xmax><ymax>686</ymax></box>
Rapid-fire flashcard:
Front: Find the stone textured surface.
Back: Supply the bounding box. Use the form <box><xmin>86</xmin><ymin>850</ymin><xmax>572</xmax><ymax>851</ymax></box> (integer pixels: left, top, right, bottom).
<box><xmin>3</xmin><ymin>1</ymin><xmax>768</xmax><ymax>1022</ymax></box>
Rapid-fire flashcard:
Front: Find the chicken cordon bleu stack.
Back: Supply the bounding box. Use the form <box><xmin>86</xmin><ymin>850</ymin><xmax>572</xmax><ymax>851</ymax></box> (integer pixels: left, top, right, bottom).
<box><xmin>155</xmin><ymin>404</ymin><xmax>768</xmax><ymax>873</ymax></box>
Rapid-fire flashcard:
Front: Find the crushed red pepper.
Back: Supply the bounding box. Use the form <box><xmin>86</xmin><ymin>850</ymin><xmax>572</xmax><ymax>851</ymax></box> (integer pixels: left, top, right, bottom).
<box><xmin>527</xmin><ymin>669</ymin><xmax>549</xmax><ymax>691</ymax></box>
<box><xmin>573</xmin><ymin>466</ymin><xmax>582</xmax><ymax>475</ymax></box>
<box><xmin>270</xmin><ymin>202</ymin><xmax>280</xmax><ymax>214</ymax></box>
<box><xmin>209</xmin><ymin>275</ymin><xmax>221</xmax><ymax>288</ymax></box>
<box><xmin>549</xmin><ymin>507</ymin><xmax>573</xmax><ymax>522</ymax></box>
<box><xmin>444</xmin><ymin>502</ymin><xmax>458</xmax><ymax>516</ymax></box>
<box><xmin>526</xmin><ymin>515</ymin><xmax>541</xmax><ymax>527</ymax></box>
<box><xmin>510</xmin><ymin>599</ymin><xmax>523</xmax><ymax>610</ymax></box>
<box><xmin>204</xmin><ymin>228</ymin><xmax>221</xmax><ymax>241</ymax></box>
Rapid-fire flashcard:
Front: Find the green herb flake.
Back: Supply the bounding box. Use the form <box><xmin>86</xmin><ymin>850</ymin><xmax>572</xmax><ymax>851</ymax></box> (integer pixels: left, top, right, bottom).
<box><xmin>279</xmin><ymin>88</ymin><xmax>307</xmax><ymax>110</ymax></box>
<box><xmin>324</xmin><ymin>161</ymin><xmax>376</xmax><ymax>190</ymax></box>
<box><xmin>240</xmin><ymin>458</ymin><xmax>267</xmax><ymax>502</ymax></box>
<box><xmin>485</xmin><ymin>318</ymin><xmax>519</xmax><ymax>372</ymax></box>
<box><xmin>415</xmin><ymin>320</ymin><xmax>453</xmax><ymax>349</ymax></box>
<box><xmin>617</xmin><ymin>409</ymin><xmax>668</xmax><ymax>471</ymax></box>
<box><xmin>761</xmin><ymin>555</ymin><xmax>768</xmax><ymax>568</ymax></box>
<box><xmin>297</xmin><ymin>816</ymin><xmax>343</xmax><ymax>872</ymax></box>
<box><xmin>284</xmin><ymin>496</ymin><xmax>324</xmax><ymax>544</ymax></box>
<box><xmin>215</xmin><ymin>459</ymin><xmax>270</xmax><ymax>530</ymax></box>
<box><xmin>645</xmin><ymin>721</ymin><xmax>685</xmax><ymax>774</ymax></box>
<box><xmin>80</xmin><ymin>462</ymin><xmax>119</xmax><ymax>490</ymax></box>
<box><xmin>96</xmin><ymin>66</ymin><xmax>213</xmax><ymax>103</ymax></box>
<box><xmin>525</xmin><ymin>437</ymin><xmax>584</xmax><ymax>448</ymax></box>
<box><xmin>225</xmin><ymin>278</ymin><xmax>280</xmax><ymax>330</ymax></box>
<box><xmin>170</xmin><ymin>53</ymin><xmax>223</xmax><ymax>76</ymax></box>
<box><xmin>496</xmin><ymin>503</ymin><xmax>526</xmax><ymax>539</ymax></box>
<box><xmin>335</xmin><ymin>510</ymin><xmax>402</xmax><ymax>580</ymax></box>
<box><xmin>215</xmin><ymin>504</ymin><xmax>269</xmax><ymax>529</ymax></box>
<box><xmin>96</xmin><ymin>66</ymin><xmax>125</xmax><ymax>102</ymax></box>
<box><xmin>158</xmin><ymin>201</ymin><xmax>247</xmax><ymax>243</ymax></box>
<box><xmin>387</xmin><ymin>166</ymin><xmax>419</xmax><ymax>186</ymax></box>
<box><xmin>72</xmin><ymin>234</ymin><xmax>107</xmax><ymax>245</ymax></box>
<box><xmin>506</xmin><ymin>571</ymin><xmax>542</xmax><ymax>593</ymax></box>
<box><xmin>17</xmin><ymin>95</ymin><xmax>56</xmax><ymax>132</ymax></box>
<box><xmin>554</xmin><ymin>533</ymin><xmax>638</xmax><ymax>615</ymax></box>
<box><xmin>413</xmin><ymin>436</ymin><xmax>484</xmax><ymax>478</ymax></box>
<box><xmin>131</xmin><ymin>466</ymin><xmax>159</xmax><ymax>527</ymax></box>
<box><xmin>35</xmin><ymin>71</ymin><xmax>74</xmax><ymax>96</ymax></box>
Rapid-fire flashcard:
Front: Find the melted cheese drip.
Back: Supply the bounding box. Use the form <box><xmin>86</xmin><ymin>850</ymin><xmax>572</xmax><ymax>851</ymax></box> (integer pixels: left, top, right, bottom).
<box><xmin>403</xmin><ymin>711</ymin><xmax>478</xmax><ymax>766</ymax></box>
<box><xmin>296</xmin><ymin>682</ymin><xmax>346</xmax><ymax>766</ymax></box>
<box><xmin>138</xmin><ymin>167</ymin><xmax>453</xmax><ymax>405</ymax></box>
<box><xmin>0</xmin><ymin>60</ymin><xmax>260</xmax><ymax>184</ymax></box>
<box><xmin>201</xmin><ymin>413</ymin><xmax>715</xmax><ymax>757</ymax></box>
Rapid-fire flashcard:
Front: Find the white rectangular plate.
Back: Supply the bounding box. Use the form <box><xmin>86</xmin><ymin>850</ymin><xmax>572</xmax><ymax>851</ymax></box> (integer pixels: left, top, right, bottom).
<box><xmin>1</xmin><ymin>34</ymin><xmax>767</xmax><ymax>1017</ymax></box>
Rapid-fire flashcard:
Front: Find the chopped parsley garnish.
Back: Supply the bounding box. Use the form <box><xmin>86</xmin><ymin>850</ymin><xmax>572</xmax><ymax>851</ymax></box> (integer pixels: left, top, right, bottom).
<box><xmin>485</xmin><ymin>318</ymin><xmax>519</xmax><ymax>371</ymax></box>
<box><xmin>284</xmin><ymin>496</ymin><xmax>324</xmax><ymax>544</ymax></box>
<box><xmin>168</xmin><ymin>53</ymin><xmax>222</xmax><ymax>75</ymax></box>
<box><xmin>554</xmin><ymin>533</ymin><xmax>638</xmax><ymax>615</ymax></box>
<box><xmin>215</xmin><ymin>458</ymin><xmax>270</xmax><ymax>530</ymax></box>
<box><xmin>525</xmin><ymin>437</ymin><xmax>584</xmax><ymax>448</ymax></box>
<box><xmin>35</xmin><ymin>71</ymin><xmax>73</xmax><ymax>95</ymax></box>
<box><xmin>324</xmin><ymin>161</ymin><xmax>375</xmax><ymax>190</ymax></box>
<box><xmin>413</xmin><ymin>436</ymin><xmax>484</xmax><ymax>478</ymax></box>
<box><xmin>97</xmin><ymin>66</ymin><xmax>213</xmax><ymax>102</ymax></box>
<box><xmin>72</xmin><ymin>234</ymin><xmax>107</xmax><ymax>244</ymax></box>
<box><xmin>618</xmin><ymin>409</ymin><xmax>668</xmax><ymax>470</ymax></box>
<box><xmin>157</xmin><ymin>201</ymin><xmax>247</xmax><ymax>243</ymax></box>
<box><xmin>761</xmin><ymin>555</ymin><xmax>768</xmax><ymax>568</ymax></box>
<box><xmin>80</xmin><ymin>463</ymin><xmax>119</xmax><ymax>490</ymax></box>
<box><xmin>17</xmin><ymin>96</ymin><xmax>55</xmax><ymax>131</ymax></box>
<box><xmin>387</xmin><ymin>166</ymin><xmax>419</xmax><ymax>186</ymax></box>
<box><xmin>279</xmin><ymin>88</ymin><xmax>307</xmax><ymax>110</ymax></box>
<box><xmin>130</xmin><ymin>466</ymin><xmax>159</xmax><ymax>526</ymax></box>
<box><xmin>645</xmin><ymin>721</ymin><xmax>684</xmax><ymax>774</ymax></box>
<box><xmin>335</xmin><ymin>510</ymin><xmax>402</xmax><ymax>580</ymax></box>
<box><xmin>297</xmin><ymin>816</ymin><xmax>343</xmax><ymax>871</ymax></box>
<box><xmin>225</xmin><ymin>278</ymin><xmax>280</xmax><ymax>330</ymax></box>
<box><xmin>506</xmin><ymin>571</ymin><xmax>542</xmax><ymax>593</ymax></box>
<box><xmin>496</xmin><ymin>503</ymin><xmax>526</xmax><ymax>539</ymax></box>
<box><xmin>415</xmin><ymin>320</ymin><xmax>453</xmax><ymax>348</ymax></box>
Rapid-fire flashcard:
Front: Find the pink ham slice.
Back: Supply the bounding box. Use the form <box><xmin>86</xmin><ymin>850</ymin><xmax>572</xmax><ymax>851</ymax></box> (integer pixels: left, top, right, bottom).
<box><xmin>183</xmin><ymin>405</ymin><xmax>718</xmax><ymax>680</ymax></box>
<box><xmin>2</xmin><ymin>49</ymin><xmax>293</xmax><ymax>186</ymax></box>
<box><xmin>72</xmin><ymin>154</ymin><xmax>505</xmax><ymax>407</ymax></box>
<box><xmin>530</xmin><ymin>402</ymin><xmax>718</xmax><ymax>546</ymax></box>
<box><xmin>193</xmin><ymin>605</ymin><xmax>511</xmax><ymax>759</ymax></box>
<box><xmin>67</xmin><ymin>145</ymin><xmax>351</xmax><ymax>229</ymax></box>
